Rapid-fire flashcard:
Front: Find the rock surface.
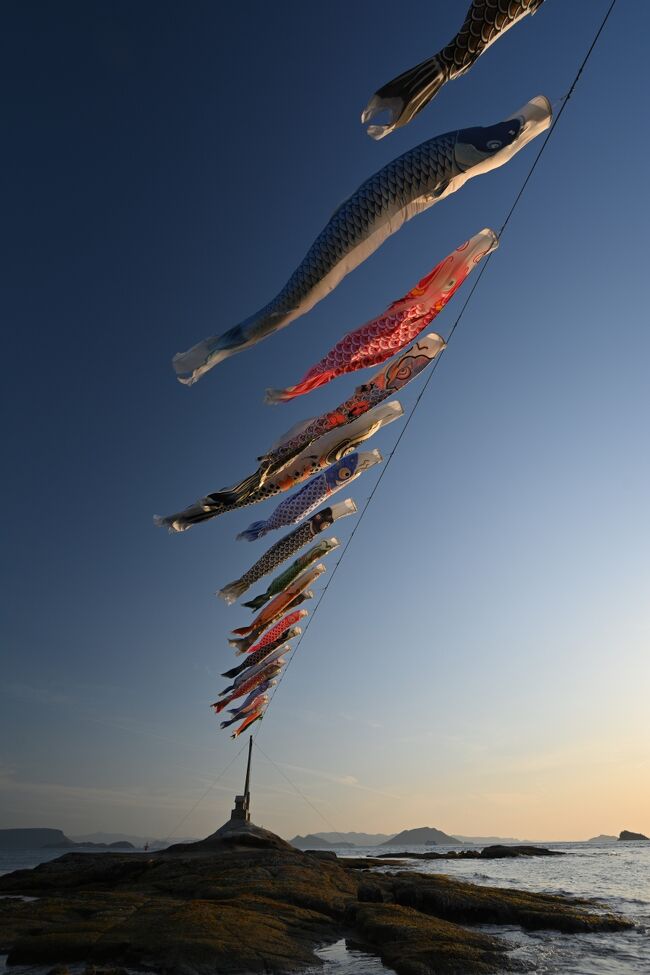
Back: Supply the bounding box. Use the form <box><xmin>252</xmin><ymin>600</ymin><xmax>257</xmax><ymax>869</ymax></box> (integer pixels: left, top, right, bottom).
<box><xmin>376</xmin><ymin>845</ymin><xmax>563</xmax><ymax>861</ymax></box>
<box><xmin>0</xmin><ymin>821</ymin><xmax>632</xmax><ymax>975</ymax></box>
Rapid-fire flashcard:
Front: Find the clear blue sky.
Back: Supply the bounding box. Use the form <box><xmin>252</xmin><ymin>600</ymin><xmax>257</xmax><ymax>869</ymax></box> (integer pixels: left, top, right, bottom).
<box><xmin>2</xmin><ymin>0</ymin><xmax>648</xmax><ymax>842</ymax></box>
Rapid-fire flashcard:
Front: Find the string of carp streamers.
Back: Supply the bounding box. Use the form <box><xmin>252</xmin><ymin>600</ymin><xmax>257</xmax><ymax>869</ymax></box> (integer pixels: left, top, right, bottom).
<box><xmin>156</xmin><ymin>0</ymin><xmax>620</xmax><ymax>739</ymax></box>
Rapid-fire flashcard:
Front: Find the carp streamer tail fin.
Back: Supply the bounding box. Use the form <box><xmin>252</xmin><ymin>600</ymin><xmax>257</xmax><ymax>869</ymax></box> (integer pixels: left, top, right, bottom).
<box><xmin>230</xmin><ymin>623</ymin><xmax>253</xmax><ymax>637</ymax></box>
<box><xmin>221</xmin><ymin>662</ymin><xmax>245</xmax><ymax>679</ymax></box>
<box><xmin>203</xmin><ymin>467</ymin><xmax>267</xmax><ymax>507</ymax></box>
<box><xmin>173</xmin><ymin>321</ymin><xmax>250</xmax><ymax>386</ymax></box>
<box><xmin>265</xmin><ymin>369</ymin><xmax>334</xmax><ymax>404</ymax></box>
<box><xmin>236</xmin><ymin>520</ymin><xmax>267</xmax><ymax>543</ymax></box>
<box><xmin>242</xmin><ymin>592</ymin><xmax>268</xmax><ymax>611</ymax></box>
<box><xmin>229</xmin><ymin>638</ymin><xmax>249</xmax><ymax>655</ymax></box>
<box><xmin>218</xmin><ymin>579</ymin><xmax>247</xmax><ymax>605</ymax></box>
<box><xmin>362</xmin><ymin>55</ymin><xmax>446</xmax><ymax>140</ymax></box>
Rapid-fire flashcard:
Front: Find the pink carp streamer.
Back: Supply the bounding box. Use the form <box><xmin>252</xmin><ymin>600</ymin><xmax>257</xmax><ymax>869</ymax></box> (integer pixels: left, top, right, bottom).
<box><xmin>229</xmin><ymin>606</ymin><xmax>309</xmax><ymax>656</ymax></box>
<box><xmin>228</xmin><ymin>609</ymin><xmax>309</xmax><ymax>656</ymax></box>
<box><xmin>267</xmin><ymin>228</ymin><xmax>497</xmax><ymax>402</ymax></box>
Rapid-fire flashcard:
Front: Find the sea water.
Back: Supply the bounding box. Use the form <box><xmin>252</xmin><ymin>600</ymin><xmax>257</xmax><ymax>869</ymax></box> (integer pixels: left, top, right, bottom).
<box><xmin>1</xmin><ymin>841</ymin><xmax>649</xmax><ymax>973</ymax></box>
<box><xmin>307</xmin><ymin>841</ymin><xmax>650</xmax><ymax>975</ymax></box>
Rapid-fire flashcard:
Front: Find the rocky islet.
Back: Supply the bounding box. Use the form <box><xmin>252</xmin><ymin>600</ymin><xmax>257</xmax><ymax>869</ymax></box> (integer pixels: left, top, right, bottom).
<box><xmin>0</xmin><ymin>821</ymin><xmax>633</xmax><ymax>975</ymax></box>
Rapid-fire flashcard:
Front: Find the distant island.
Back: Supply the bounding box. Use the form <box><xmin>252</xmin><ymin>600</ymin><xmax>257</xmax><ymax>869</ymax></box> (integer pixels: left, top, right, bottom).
<box><xmin>290</xmin><ymin>834</ymin><xmax>356</xmax><ymax>850</ymax></box>
<box><xmin>619</xmin><ymin>830</ymin><xmax>649</xmax><ymax>841</ymax></box>
<box><xmin>380</xmin><ymin>826</ymin><xmax>459</xmax><ymax>846</ymax></box>
<box><xmin>586</xmin><ymin>834</ymin><xmax>617</xmax><ymax>843</ymax></box>
<box><xmin>0</xmin><ymin>828</ymin><xmax>134</xmax><ymax>851</ymax></box>
<box><xmin>305</xmin><ymin>831</ymin><xmax>395</xmax><ymax>846</ymax></box>
<box><xmin>290</xmin><ymin>829</ymin><xmax>533</xmax><ymax>848</ymax></box>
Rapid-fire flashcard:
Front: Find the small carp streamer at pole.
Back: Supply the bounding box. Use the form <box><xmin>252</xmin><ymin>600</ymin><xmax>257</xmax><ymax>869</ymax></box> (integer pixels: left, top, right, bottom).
<box><xmin>154</xmin><ymin>401</ymin><xmax>398</xmax><ymax>533</ymax></box>
<box><xmin>230</xmin><ymin>607</ymin><xmax>309</xmax><ymax>656</ymax></box>
<box><xmin>218</xmin><ymin>500</ymin><xmax>356</xmax><ymax>604</ymax></box>
<box><xmin>231</xmin><ymin>564</ymin><xmax>326</xmax><ymax>639</ymax></box>
<box><xmin>237</xmin><ymin>450</ymin><xmax>383</xmax><ymax>542</ymax></box>
<box><xmin>243</xmin><ymin>539</ymin><xmax>340</xmax><ymax>611</ymax></box>
<box><xmin>230</xmin><ymin>707</ymin><xmax>266</xmax><ymax>738</ymax></box>
<box><xmin>362</xmin><ymin>0</ymin><xmax>545</xmax><ymax>140</ymax></box>
<box><xmin>267</xmin><ymin>229</ymin><xmax>496</xmax><ymax>403</ymax></box>
<box><xmin>211</xmin><ymin>659</ymin><xmax>286</xmax><ymax>713</ymax></box>
<box><xmin>219</xmin><ymin>692</ymin><xmax>270</xmax><ymax>729</ymax></box>
<box><xmin>172</xmin><ymin>96</ymin><xmax>550</xmax><ymax>384</ymax></box>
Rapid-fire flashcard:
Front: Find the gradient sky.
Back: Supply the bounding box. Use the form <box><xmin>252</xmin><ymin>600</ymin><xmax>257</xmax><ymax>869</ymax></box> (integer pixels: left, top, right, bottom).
<box><xmin>2</xmin><ymin>0</ymin><xmax>648</xmax><ymax>843</ymax></box>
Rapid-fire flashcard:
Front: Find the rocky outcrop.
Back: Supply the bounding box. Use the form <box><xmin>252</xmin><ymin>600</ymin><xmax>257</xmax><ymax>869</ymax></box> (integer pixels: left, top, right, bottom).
<box><xmin>619</xmin><ymin>830</ymin><xmax>649</xmax><ymax>841</ymax></box>
<box><xmin>376</xmin><ymin>845</ymin><xmax>562</xmax><ymax>861</ymax></box>
<box><xmin>372</xmin><ymin>871</ymin><xmax>629</xmax><ymax>934</ymax></box>
<box><xmin>0</xmin><ymin>821</ymin><xmax>632</xmax><ymax>975</ymax></box>
<box><xmin>350</xmin><ymin>903</ymin><xmax>518</xmax><ymax>975</ymax></box>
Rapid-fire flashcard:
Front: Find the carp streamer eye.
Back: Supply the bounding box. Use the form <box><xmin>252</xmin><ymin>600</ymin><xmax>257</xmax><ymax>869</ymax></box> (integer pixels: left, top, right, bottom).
<box><xmin>487</xmin><ymin>140</ymin><xmax>502</xmax><ymax>149</ymax></box>
<box><xmin>338</xmin><ymin>467</ymin><xmax>352</xmax><ymax>480</ymax></box>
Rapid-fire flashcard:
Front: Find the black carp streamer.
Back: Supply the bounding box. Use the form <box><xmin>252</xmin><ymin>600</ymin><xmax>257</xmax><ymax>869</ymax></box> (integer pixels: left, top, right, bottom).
<box><xmin>362</xmin><ymin>0</ymin><xmax>545</xmax><ymax>140</ymax></box>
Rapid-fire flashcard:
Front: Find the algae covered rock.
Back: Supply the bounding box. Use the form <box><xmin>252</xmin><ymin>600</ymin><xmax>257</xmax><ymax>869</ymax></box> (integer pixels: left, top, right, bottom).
<box><xmin>352</xmin><ymin>903</ymin><xmax>517</xmax><ymax>975</ymax></box>
<box><xmin>385</xmin><ymin>871</ymin><xmax>632</xmax><ymax>933</ymax></box>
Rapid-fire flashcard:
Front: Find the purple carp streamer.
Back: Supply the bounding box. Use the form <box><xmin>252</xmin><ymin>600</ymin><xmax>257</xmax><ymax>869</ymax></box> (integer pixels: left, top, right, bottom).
<box><xmin>237</xmin><ymin>450</ymin><xmax>383</xmax><ymax>542</ymax></box>
<box><xmin>218</xmin><ymin>500</ymin><xmax>356</xmax><ymax>604</ymax></box>
<box><xmin>362</xmin><ymin>0</ymin><xmax>545</xmax><ymax>139</ymax></box>
<box><xmin>221</xmin><ymin>626</ymin><xmax>302</xmax><ymax>679</ymax></box>
<box><xmin>212</xmin><ymin>660</ymin><xmax>284</xmax><ymax>713</ymax></box>
<box><xmin>219</xmin><ymin>692</ymin><xmax>269</xmax><ymax>729</ymax></box>
<box><xmin>267</xmin><ymin>229</ymin><xmax>496</xmax><ymax>403</ymax></box>
<box><xmin>243</xmin><ymin>539</ymin><xmax>340</xmax><ymax>611</ymax></box>
<box><xmin>172</xmin><ymin>96</ymin><xmax>550</xmax><ymax>384</ymax></box>
<box><xmin>155</xmin><ymin>400</ymin><xmax>398</xmax><ymax>533</ymax></box>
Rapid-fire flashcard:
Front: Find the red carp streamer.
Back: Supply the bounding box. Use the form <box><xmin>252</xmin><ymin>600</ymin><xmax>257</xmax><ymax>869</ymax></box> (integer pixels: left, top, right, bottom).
<box><xmin>267</xmin><ymin>229</ymin><xmax>496</xmax><ymax>402</ymax></box>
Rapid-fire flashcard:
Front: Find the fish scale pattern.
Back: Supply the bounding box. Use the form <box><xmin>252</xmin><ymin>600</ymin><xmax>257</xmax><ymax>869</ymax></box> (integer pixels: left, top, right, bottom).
<box><xmin>259</xmin><ymin>133</ymin><xmax>460</xmax><ymax>320</ymax></box>
<box><xmin>218</xmin><ymin>507</ymin><xmax>349</xmax><ymax>604</ymax></box>
<box><xmin>268</xmin><ymin>229</ymin><xmax>495</xmax><ymax>403</ymax></box>
<box><xmin>439</xmin><ymin>0</ymin><xmax>545</xmax><ymax>79</ymax></box>
<box><xmin>237</xmin><ymin>453</ymin><xmax>367</xmax><ymax>542</ymax></box>
<box><xmin>244</xmin><ymin>539</ymin><xmax>339</xmax><ymax>611</ymax></box>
